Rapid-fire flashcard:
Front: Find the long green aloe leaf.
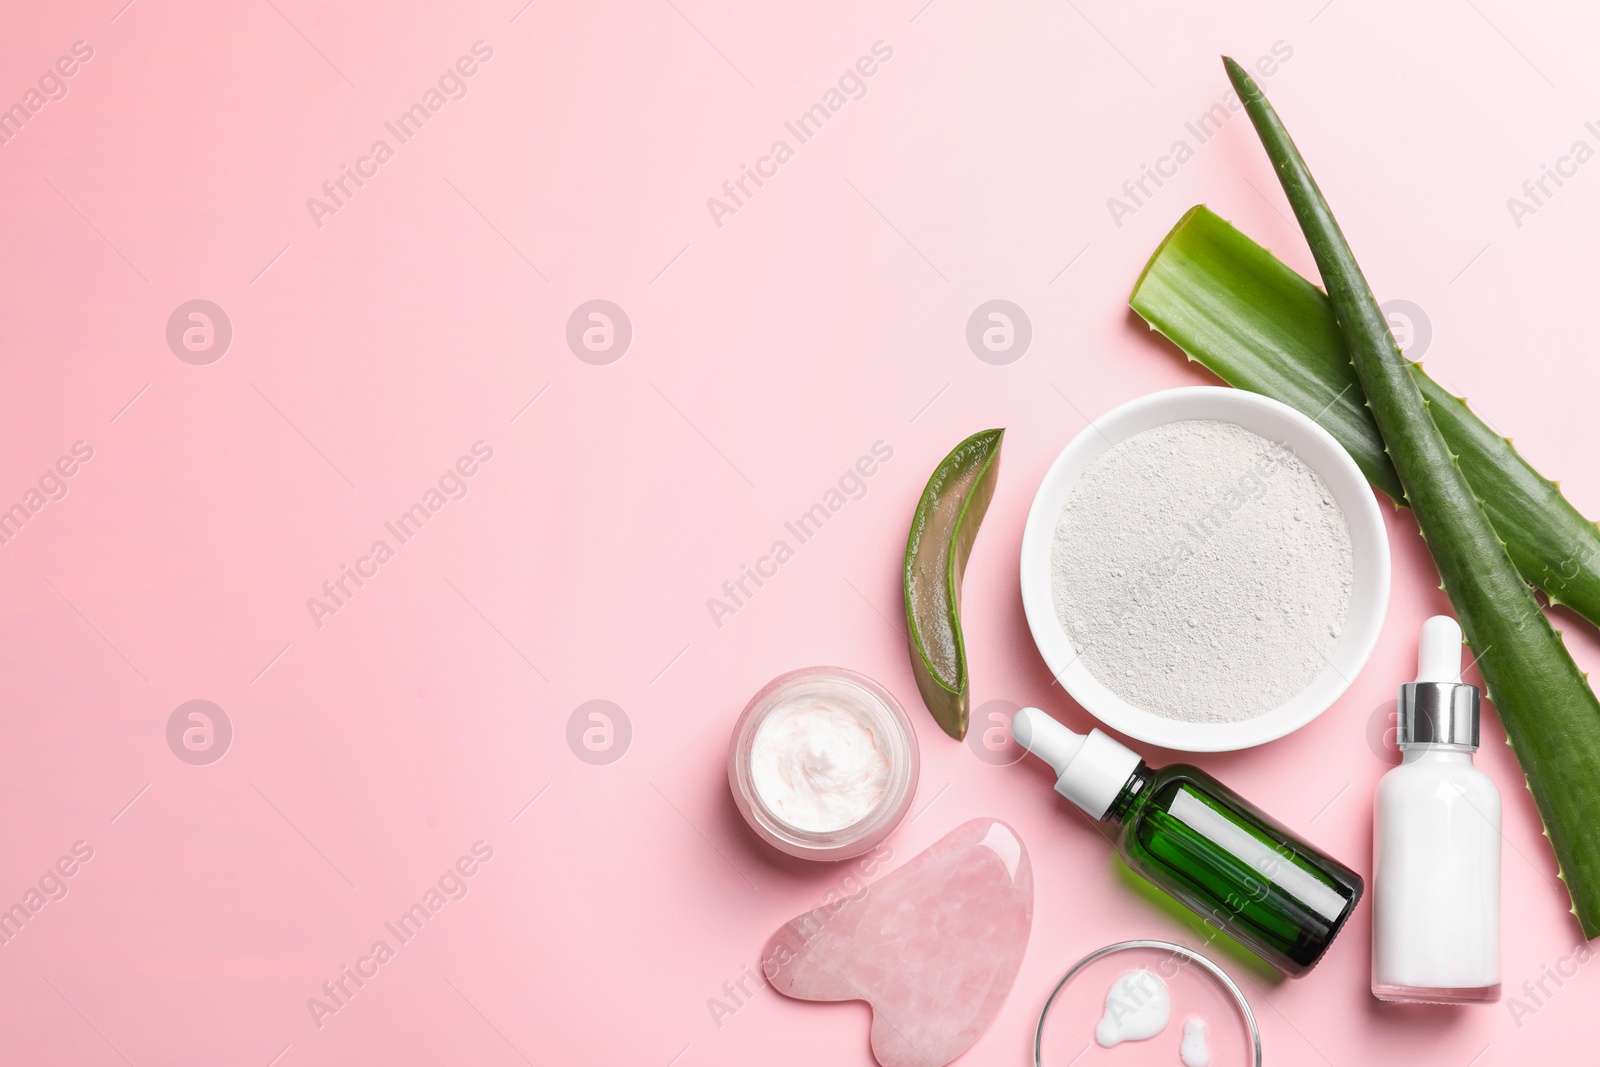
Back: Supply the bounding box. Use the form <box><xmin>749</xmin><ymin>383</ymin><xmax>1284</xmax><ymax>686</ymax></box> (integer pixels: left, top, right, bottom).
<box><xmin>1131</xmin><ymin>205</ymin><xmax>1600</xmax><ymax>630</ymax></box>
<box><xmin>1223</xmin><ymin>55</ymin><xmax>1600</xmax><ymax>937</ymax></box>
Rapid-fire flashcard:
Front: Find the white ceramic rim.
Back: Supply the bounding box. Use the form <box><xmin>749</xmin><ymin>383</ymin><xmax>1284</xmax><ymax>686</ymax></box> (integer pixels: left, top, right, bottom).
<box><xmin>1019</xmin><ymin>386</ymin><xmax>1391</xmax><ymax>752</ymax></box>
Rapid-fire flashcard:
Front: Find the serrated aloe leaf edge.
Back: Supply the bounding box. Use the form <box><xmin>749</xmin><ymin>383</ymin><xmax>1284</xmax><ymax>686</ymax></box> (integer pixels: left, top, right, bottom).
<box><xmin>1221</xmin><ymin>55</ymin><xmax>1600</xmax><ymax>937</ymax></box>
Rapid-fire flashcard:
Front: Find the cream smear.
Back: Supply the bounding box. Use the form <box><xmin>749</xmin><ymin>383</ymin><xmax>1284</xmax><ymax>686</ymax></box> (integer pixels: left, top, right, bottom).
<box><xmin>1180</xmin><ymin>1015</ymin><xmax>1211</xmax><ymax>1067</ymax></box>
<box><xmin>1095</xmin><ymin>968</ymin><xmax>1171</xmax><ymax>1047</ymax></box>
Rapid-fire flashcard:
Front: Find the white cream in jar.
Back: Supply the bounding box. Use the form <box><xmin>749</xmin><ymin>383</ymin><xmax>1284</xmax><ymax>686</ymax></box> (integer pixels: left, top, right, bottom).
<box><xmin>750</xmin><ymin>699</ymin><xmax>891</xmax><ymax>833</ymax></box>
<box><xmin>728</xmin><ymin>667</ymin><xmax>919</xmax><ymax>860</ymax></box>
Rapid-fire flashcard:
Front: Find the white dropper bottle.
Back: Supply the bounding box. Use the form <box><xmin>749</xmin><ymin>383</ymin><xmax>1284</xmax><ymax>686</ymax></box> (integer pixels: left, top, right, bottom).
<box><xmin>1372</xmin><ymin>615</ymin><xmax>1501</xmax><ymax>1004</ymax></box>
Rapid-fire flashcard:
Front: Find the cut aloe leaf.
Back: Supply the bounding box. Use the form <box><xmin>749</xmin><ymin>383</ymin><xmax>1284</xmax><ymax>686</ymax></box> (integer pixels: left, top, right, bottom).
<box><xmin>1222</xmin><ymin>55</ymin><xmax>1600</xmax><ymax>937</ymax></box>
<box><xmin>904</xmin><ymin>429</ymin><xmax>1004</xmax><ymax>740</ymax></box>
<box><xmin>1130</xmin><ymin>204</ymin><xmax>1600</xmax><ymax>631</ymax></box>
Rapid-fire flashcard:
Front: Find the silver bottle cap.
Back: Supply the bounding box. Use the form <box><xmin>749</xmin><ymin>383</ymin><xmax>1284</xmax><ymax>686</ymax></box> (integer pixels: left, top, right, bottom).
<box><xmin>1397</xmin><ymin>681</ymin><xmax>1479</xmax><ymax>748</ymax></box>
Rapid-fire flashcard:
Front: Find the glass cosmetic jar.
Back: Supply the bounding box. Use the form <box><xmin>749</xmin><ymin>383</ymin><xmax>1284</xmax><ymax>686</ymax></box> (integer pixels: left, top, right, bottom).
<box><xmin>728</xmin><ymin>666</ymin><xmax>920</xmax><ymax>861</ymax></box>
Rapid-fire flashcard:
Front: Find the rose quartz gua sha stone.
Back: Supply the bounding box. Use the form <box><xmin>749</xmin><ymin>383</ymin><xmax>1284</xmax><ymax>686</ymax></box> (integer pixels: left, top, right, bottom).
<box><xmin>763</xmin><ymin>818</ymin><xmax>1033</xmax><ymax>1067</ymax></box>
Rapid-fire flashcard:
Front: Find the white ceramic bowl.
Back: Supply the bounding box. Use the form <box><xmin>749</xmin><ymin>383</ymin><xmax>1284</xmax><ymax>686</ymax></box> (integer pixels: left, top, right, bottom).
<box><xmin>1020</xmin><ymin>387</ymin><xmax>1390</xmax><ymax>752</ymax></box>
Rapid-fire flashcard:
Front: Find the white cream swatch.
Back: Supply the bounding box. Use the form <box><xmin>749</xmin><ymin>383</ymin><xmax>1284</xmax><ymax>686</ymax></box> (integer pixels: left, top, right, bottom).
<box><xmin>1180</xmin><ymin>1015</ymin><xmax>1210</xmax><ymax>1066</ymax></box>
<box><xmin>1095</xmin><ymin>968</ymin><xmax>1170</xmax><ymax>1047</ymax></box>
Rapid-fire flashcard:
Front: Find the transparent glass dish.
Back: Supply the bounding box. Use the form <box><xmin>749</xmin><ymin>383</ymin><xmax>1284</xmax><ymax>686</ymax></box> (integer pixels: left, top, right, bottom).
<box><xmin>1036</xmin><ymin>939</ymin><xmax>1262</xmax><ymax>1067</ymax></box>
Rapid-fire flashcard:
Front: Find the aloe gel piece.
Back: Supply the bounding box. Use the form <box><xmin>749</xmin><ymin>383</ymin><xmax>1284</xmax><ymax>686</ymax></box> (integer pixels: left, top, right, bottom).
<box><xmin>903</xmin><ymin>429</ymin><xmax>1004</xmax><ymax>740</ymax></box>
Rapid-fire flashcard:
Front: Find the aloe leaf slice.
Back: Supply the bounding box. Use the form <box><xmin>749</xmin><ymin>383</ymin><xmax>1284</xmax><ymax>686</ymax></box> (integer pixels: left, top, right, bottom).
<box><xmin>1224</xmin><ymin>55</ymin><xmax>1600</xmax><ymax>937</ymax></box>
<box><xmin>1130</xmin><ymin>204</ymin><xmax>1600</xmax><ymax>631</ymax></box>
<box><xmin>904</xmin><ymin>429</ymin><xmax>1004</xmax><ymax>740</ymax></box>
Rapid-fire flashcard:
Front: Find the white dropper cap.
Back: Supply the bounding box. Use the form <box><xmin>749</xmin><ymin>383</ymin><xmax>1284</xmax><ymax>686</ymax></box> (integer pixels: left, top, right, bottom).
<box><xmin>1416</xmin><ymin>614</ymin><xmax>1464</xmax><ymax>683</ymax></box>
<box><xmin>1398</xmin><ymin>614</ymin><xmax>1479</xmax><ymax>748</ymax></box>
<box><xmin>1012</xmin><ymin>707</ymin><xmax>1143</xmax><ymax>821</ymax></box>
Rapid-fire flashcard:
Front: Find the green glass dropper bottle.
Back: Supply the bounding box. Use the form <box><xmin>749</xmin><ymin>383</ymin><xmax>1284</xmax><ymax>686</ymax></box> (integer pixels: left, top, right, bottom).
<box><xmin>1013</xmin><ymin>707</ymin><xmax>1363</xmax><ymax>977</ymax></box>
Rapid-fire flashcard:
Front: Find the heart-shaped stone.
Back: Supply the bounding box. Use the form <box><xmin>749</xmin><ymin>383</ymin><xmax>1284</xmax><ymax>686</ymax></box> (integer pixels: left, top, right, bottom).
<box><xmin>763</xmin><ymin>818</ymin><xmax>1033</xmax><ymax>1067</ymax></box>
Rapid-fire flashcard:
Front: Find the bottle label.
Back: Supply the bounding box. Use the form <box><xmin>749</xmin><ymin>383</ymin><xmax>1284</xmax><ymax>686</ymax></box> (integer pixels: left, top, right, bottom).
<box><xmin>1169</xmin><ymin>791</ymin><xmax>1346</xmax><ymax>922</ymax></box>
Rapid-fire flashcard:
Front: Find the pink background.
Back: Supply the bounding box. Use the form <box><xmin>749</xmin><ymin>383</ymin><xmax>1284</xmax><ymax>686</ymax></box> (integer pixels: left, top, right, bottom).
<box><xmin>2</xmin><ymin>0</ymin><xmax>1598</xmax><ymax>1063</ymax></box>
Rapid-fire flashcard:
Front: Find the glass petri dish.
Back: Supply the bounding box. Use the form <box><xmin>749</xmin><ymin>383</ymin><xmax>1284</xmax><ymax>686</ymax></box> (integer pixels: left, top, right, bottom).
<box><xmin>1035</xmin><ymin>940</ymin><xmax>1262</xmax><ymax>1067</ymax></box>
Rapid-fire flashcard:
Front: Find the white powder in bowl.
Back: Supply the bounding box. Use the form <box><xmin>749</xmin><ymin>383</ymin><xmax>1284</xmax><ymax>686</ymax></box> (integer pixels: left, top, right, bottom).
<box><xmin>1050</xmin><ymin>419</ymin><xmax>1353</xmax><ymax>723</ymax></box>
